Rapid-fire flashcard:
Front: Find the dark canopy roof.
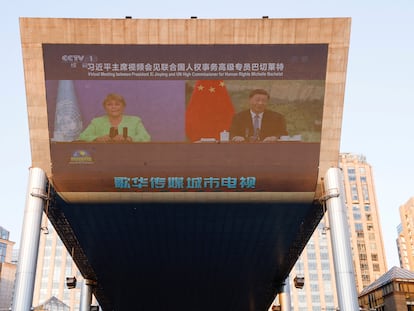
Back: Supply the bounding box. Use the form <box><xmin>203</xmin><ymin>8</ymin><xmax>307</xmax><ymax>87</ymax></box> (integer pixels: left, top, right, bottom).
<box><xmin>48</xmin><ymin>190</ymin><xmax>323</xmax><ymax>311</ymax></box>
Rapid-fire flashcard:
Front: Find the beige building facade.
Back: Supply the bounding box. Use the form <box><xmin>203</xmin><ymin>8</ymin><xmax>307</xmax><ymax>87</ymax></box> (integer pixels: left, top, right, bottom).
<box><xmin>287</xmin><ymin>153</ymin><xmax>388</xmax><ymax>310</ymax></box>
<box><xmin>397</xmin><ymin>197</ymin><xmax>414</xmax><ymax>270</ymax></box>
<box><xmin>0</xmin><ymin>226</ymin><xmax>16</xmax><ymax>311</ymax></box>
<box><xmin>340</xmin><ymin>153</ymin><xmax>388</xmax><ymax>292</ymax></box>
<box><xmin>32</xmin><ymin>216</ymin><xmax>83</xmax><ymax>310</ymax></box>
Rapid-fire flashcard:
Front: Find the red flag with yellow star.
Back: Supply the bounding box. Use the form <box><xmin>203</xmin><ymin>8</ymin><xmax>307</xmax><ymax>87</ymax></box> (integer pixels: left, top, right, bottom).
<box><xmin>185</xmin><ymin>80</ymin><xmax>235</xmax><ymax>142</ymax></box>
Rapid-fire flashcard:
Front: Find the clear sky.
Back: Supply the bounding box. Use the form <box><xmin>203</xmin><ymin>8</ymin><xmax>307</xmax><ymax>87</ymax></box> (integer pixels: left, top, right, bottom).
<box><xmin>1</xmin><ymin>0</ymin><xmax>413</xmax><ymax>269</ymax></box>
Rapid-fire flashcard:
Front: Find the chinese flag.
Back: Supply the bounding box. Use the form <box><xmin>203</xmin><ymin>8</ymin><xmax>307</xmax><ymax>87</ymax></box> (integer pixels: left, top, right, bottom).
<box><xmin>185</xmin><ymin>80</ymin><xmax>235</xmax><ymax>142</ymax></box>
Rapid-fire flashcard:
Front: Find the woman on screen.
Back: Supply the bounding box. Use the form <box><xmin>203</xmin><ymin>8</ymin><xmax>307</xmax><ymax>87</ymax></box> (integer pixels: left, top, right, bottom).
<box><xmin>77</xmin><ymin>93</ymin><xmax>151</xmax><ymax>142</ymax></box>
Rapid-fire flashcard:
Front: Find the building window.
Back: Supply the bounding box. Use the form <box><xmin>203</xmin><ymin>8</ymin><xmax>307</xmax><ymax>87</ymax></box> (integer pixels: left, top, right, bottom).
<box><xmin>42</xmin><ymin>265</ymin><xmax>50</xmax><ymax>278</ymax></box>
<box><xmin>324</xmin><ymin>282</ymin><xmax>333</xmax><ymax>293</ymax></box>
<box><xmin>65</xmin><ymin>266</ymin><xmax>72</xmax><ymax>277</ymax></box>
<box><xmin>44</xmin><ymin>247</ymin><xmax>52</xmax><ymax>257</ymax></box>
<box><xmin>311</xmin><ymin>294</ymin><xmax>320</xmax><ymax>303</ymax></box>
<box><xmin>46</xmin><ymin>238</ymin><xmax>53</xmax><ymax>246</ymax></box>
<box><xmin>64</xmin><ymin>291</ymin><xmax>70</xmax><ymax>301</ymax></box>
<box><xmin>357</xmin><ymin>242</ymin><xmax>366</xmax><ymax>252</ymax></box>
<box><xmin>362</xmin><ymin>274</ymin><xmax>371</xmax><ymax>282</ymax></box>
<box><xmin>322</xmin><ymin>273</ymin><xmax>331</xmax><ymax>281</ymax></box>
<box><xmin>55</xmin><ymin>246</ymin><xmax>63</xmax><ymax>257</ymax></box>
<box><xmin>307</xmin><ymin>241</ymin><xmax>315</xmax><ymax>249</ymax></box>
<box><xmin>371</xmin><ymin>254</ymin><xmax>378</xmax><ymax>261</ymax></box>
<box><xmin>347</xmin><ymin>167</ymin><xmax>356</xmax><ymax>181</ymax></box>
<box><xmin>39</xmin><ymin>293</ymin><xmax>47</xmax><ymax>302</ymax></box>
<box><xmin>309</xmin><ymin>273</ymin><xmax>318</xmax><ymax>281</ymax></box>
<box><xmin>351</xmin><ymin>184</ymin><xmax>359</xmax><ymax>201</ymax></box>
<box><xmin>355</xmin><ymin>223</ymin><xmax>363</xmax><ymax>232</ymax></box>
<box><xmin>353</xmin><ymin>205</ymin><xmax>361</xmax><ymax>220</ymax></box>
<box><xmin>357</xmin><ymin>231</ymin><xmax>365</xmax><ymax>238</ymax></box>
<box><xmin>362</xmin><ymin>184</ymin><xmax>370</xmax><ymax>201</ymax></box>
<box><xmin>382</xmin><ymin>283</ymin><xmax>393</xmax><ymax>295</ymax></box>
<box><xmin>0</xmin><ymin>227</ymin><xmax>10</xmax><ymax>240</ymax></box>
<box><xmin>0</xmin><ymin>242</ymin><xmax>7</xmax><ymax>263</ymax></box>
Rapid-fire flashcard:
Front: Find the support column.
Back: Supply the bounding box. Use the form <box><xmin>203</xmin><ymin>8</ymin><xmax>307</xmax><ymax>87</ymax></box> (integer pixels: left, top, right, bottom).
<box><xmin>279</xmin><ymin>276</ymin><xmax>291</xmax><ymax>311</ymax></box>
<box><xmin>324</xmin><ymin>167</ymin><xmax>359</xmax><ymax>311</ymax></box>
<box><xmin>12</xmin><ymin>167</ymin><xmax>47</xmax><ymax>311</ymax></box>
<box><xmin>80</xmin><ymin>279</ymin><xmax>96</xmax><ymax>311</ymax></box>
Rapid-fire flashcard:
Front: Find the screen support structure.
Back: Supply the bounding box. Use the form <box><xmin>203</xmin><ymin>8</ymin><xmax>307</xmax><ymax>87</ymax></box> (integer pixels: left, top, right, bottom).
<box><xmin>12</xmin><ymin>167</ymin><xmax>48</xmax><ymax>311</ymax></box>
<box><xmin>80</xmin><ymin>279</ymin><xmax>96</xmax><ymax>311</ymax></box>
<box><xmin>323</xmin><ymin>167</ymin><xmax>359</xmax><ymax>311</ymax></box>
<box><xmin>279</xmin><ymin>276</ymin><xmax>292</xmax><ymax>311</ymax></box>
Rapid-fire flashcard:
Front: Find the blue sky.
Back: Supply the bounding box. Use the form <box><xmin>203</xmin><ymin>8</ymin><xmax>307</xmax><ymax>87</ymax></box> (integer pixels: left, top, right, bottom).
<box><xmin>1</xmin><ymin>0</ymin><xmax>413</xmax><ymax>269</ymax></box>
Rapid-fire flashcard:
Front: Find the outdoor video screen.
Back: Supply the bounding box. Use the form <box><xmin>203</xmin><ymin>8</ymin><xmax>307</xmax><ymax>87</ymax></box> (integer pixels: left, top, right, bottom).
<box><xmin>43</xmin><ymin>44</ymin><xmax>328</xmax><ymax>193</ymax></box>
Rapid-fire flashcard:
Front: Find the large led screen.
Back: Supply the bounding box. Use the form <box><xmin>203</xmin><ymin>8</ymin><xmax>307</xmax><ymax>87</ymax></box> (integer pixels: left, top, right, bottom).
<box><xmin>43</xmin><ymin>44</ymin><xmax>328</xmax><ymax>193</ymax></box>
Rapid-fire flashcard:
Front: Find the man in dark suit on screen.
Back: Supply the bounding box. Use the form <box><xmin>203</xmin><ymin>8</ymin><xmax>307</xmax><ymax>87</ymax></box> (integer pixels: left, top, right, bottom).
<box><xmin>229</xmin><ymin>89</ymin><xmax>288</xmax><ymax>142</ymax></box>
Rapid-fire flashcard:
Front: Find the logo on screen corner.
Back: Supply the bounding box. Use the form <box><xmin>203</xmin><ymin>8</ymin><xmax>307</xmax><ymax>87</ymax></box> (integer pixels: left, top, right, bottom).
<box><xmin>69</xmin><ymin>150</ymin><xmax>94</xmax><ymax>164</ymax></box>
<box><xmin>61</xmin><ymin>54</ymin><xmax>98</xmax><ymax>63</ymax></box>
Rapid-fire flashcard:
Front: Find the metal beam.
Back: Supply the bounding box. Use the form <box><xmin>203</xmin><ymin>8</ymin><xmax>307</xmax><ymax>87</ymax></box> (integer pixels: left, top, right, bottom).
<box><xmin>324</xmin><ymin>167</ymin><xmax>359</xmax><ymax>311</ymax></box>
<box><xmin>12</xmin><ymin>167</ymin><xmax>47</xmax><ymax>311</ymax></box>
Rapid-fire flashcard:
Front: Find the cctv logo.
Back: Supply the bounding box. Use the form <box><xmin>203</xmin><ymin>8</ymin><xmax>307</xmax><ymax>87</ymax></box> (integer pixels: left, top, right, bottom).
<box><xmin>62</xmin><ymin>55</ymin><xmax>97</xmax><ymax>63</ymax></box>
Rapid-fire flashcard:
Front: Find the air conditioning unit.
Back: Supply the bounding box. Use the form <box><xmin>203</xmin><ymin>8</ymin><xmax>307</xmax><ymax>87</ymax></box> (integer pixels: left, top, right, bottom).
<box><xmin>65</xmin><ymin>276</ymin><xmax>77</xmax><ymax>289</ymax></box>
<box><xmin>293</xmin><ymin>275</ymin><xmax>305</xmax><ymax>289</ymax></box>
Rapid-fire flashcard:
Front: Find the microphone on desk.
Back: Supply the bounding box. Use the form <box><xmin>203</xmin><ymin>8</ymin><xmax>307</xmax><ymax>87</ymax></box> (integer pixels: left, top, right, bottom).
<box><xmin>245</xmin><ymin>128</ymin><xmax>250</xmax><ymax>140</ymax></box>
<box><xmin>109</xmin><ymin>127</ymin><xmax>118</xmax><ymax>138</ymax></box>
<box><xmin>245</xmin><ymin>127</ymin><xmax>260</xmax><ymax>142</ymax></box>
<box><xmin>254</xmin><ymin>127</ymin><xmax>260</xmax><ymax>141</ymax></box>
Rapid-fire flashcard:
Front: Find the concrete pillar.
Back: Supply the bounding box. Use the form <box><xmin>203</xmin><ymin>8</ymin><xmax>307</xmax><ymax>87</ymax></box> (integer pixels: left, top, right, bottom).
<box><xmin>279</xmin><ymin>276</ymin><xmax>292</xmax><ymax>311</ymax></box>
<box><xmin>12</xmin><ymin>167</ymin><xmax>47</xmax><ymax>311</ymax></box>
<box><xmin>80</xmin><ymin>279</ymin><xmax>96</xmax><ymax>311</ymax></box>
<box><xmin>324</xmin><ymin>167</ymin><xmax>359</xmax><ymax>311</ymax></box>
